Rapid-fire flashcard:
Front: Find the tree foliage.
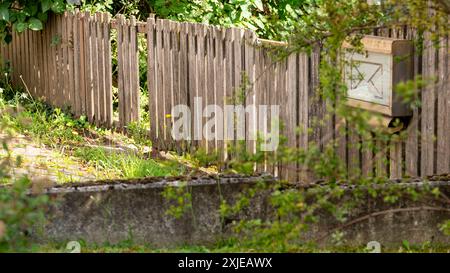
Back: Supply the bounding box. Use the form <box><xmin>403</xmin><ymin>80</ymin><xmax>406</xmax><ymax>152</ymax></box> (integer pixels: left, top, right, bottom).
<box><xmin>81</xmin><ymin>0</ymin><xmax>310</xmax><ymax>40</ymax></box>
<box><xmin>152</xmin><ymin>0</ymin><xmax>307</xmax><ymax>40</ymax></box>
<box><xmin>0</xmin><ymin>0</ymin><xmax>68</xmax><ymax>43</ymax></box>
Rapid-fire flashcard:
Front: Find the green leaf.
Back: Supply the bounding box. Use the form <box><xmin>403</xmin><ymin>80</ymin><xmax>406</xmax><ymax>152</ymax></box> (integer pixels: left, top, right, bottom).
<box><xmin>15</xmin><ymin>22</ymin><xmax>28</xmax><ymax>33</ymax></box>
<box><xmin>37</xmin><ymin>12</ymin><xmax>48</xmax><ymax>23</ymax></box>
<box><xmin>41</xmin><ymin>0</ymin><xmax>52</xmax><ymax>13</ymax></box>
<box><xmin>254</xmin><ymin>17</ymin><xmax>265</xmax><ymax>30</ymax></box>
<box><xmin>51</xmin><ymin>0</ymin><xmax>66</xmax><ymax>14</ymax></box>
<box><xmin>242</xmin><ymin>21</ymin><xmax>257</xmax><ymax>31</ymax></box>
<box><xmin>402</xmin><ymin>240</ymin><xmax>410</xmax><ymax>250</ymax></box>
<box><xmin>51</xmin><ymin>34</ymin><xmax>61</xmax><ymax>46</ymax></box>
<box><xmin>0</xmin><ymin>6</ymin><xmax>9</xmax><ymax>22</ymax></box>
<box><xmin>285</xmin><ymin>4</ymin><xmax>298</xmax><ymax>18</ymax></box>
<box><xmin>15</xmin><ymin>12</ymin><xmax>27</xmax><ymax>23</ymax></box>
<box><xmin>241</xmin><ymin>5</ymin><xmax>252</xmax><ymax>19</ymax></box>
<box><xmin>24</xmin><ymin>3</ymin><xmax>39</xmax><ymax>16</ymax></box>
<box><xmin>254</xmin><ymin>0</ymin><xmax>264</xmax><ymax>11</ymax></box>
<box><xmin>28</xmin><ymin>18</ymin><xmax>43</xmax><ymax>31</ymax></box>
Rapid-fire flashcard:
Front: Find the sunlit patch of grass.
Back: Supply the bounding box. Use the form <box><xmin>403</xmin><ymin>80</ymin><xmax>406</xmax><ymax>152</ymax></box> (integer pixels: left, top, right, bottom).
<box><xmin>73</xmin><ymin>147</ymin><xmax>185</xmax><ymax>179</ymax></box>
<box><xmin>0</xmin><ymin>86</ymin><xmax>187</xmax><ymax>182</ymax></box>
<box><xmin>0</xmin><ymin>89</ymin><xmax>91</xmax><ymax>148</ymax></box>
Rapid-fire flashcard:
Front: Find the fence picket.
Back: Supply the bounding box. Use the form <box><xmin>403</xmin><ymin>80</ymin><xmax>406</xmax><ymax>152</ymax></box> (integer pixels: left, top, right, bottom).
<box><xmin>63</xmin><ymin>12</ymin><xmax>71</xmax><ymax>109</ymax></box>
<box><xmin>298</xmin><ymin>53</ymin><xmax>309</xmax><ymax>182</ymax></box>
<box><xmin>179</xmin><ymin>23</ymin><xmax>190</xmax><ymax>152</ymax></box>
<box><xmin>163</xmin><ymin>19</ymin><xmax>173</xmax><ymax>149</ymax></box>
<box><xmin>96</xmin><ymin>13</ymin><xmax>105</xmax><ymax>125</ymax></box>
<box><xmin>130</xmin><ymin>16</ymin><xmax>140</xmax><ymax>124</ymax></box>
<box><xmin>214</xmin><ymin>26</ymin><xmax>225</xmax><ymax>161</ymax></box>
<box><xmin>244</xmin><ymin>30</ymin><xmax>256</xmax><ymax>162</ymax></box>
<box><xmin>421</xmin><ymin>31</ymin><xmax>436</xmax><ymax>177</ymax></box>
<box><xmin>104</xmin><ymin>13</ymin><xmax>113</xmax><ymax>127</ymax></box>
<box><xmin>169</xmin><ymin>21</ymin><xmax>180</xmax><ymax>152</ymax></box>
<box><xmin>57</xmin><ymin>14</ymin><xmax>65</xmax><ymax>108</ymax></box>
<box><xmin>205</xmin><ymin>26</ymin><xmax>216</xmax><ymax>153</ymax></box>
<box><xmin>389</xmin><ymin>27</ymin><xmax>404</xmax><ymax>179</ymax></box>
<box><xmin>197</xmin><ymin>24</ymin><xmax>207</xmax><ymax>151</ymax></box>
<box><xmin>233</xmin><ymin>28</ymin><xmax>243</xmax><ymax>155</ymax></box>
<box><xmin>437</xmin><ymin>35</ymin><xmax>450</xmax><ymax>174</ymax></box>
<box><xmin>23</xmin><ymin>30</ymin><xmax>30</xmax><ymax>93</ymax></box>
<box><xmin>91</xmin><ymin>13</ymin><xmax>99</xmax><ymax>125</ymax></box>
<box><xmin>123</xmin><ymin>18</ymin><xmax>131</xmax><ymax>126</ymax></box>
<box><xmin>117</xmin><ymin>15</ymin><xmax>125</xmax><ymax>128</ymax></box>
<box><xmin>147</xmin><ymin>16</ymin><xmax>157</xmax><ymax>145</ymax></box>
<box><xmin>187</xmin><ymin>23</ymin><xmax>198</xmax><ymax>151</ymax></box>
<box><xmin>156</xmin><ymin>19</ymin><xmax>166</xmax><ymax>149</ymax></box>
<box><xmin>405</xmin><ymin>27</ymin><xmax>420</xmax><ymax>177</ymax></box>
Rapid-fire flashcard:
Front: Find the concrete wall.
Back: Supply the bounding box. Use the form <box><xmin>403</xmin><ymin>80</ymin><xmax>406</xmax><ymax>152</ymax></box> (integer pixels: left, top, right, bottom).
<box><xmin>40</xmin><ymin>176</ymin><xmax>450</xmax><ymax>248</ymax></box>
<box><xmin>42</xmin><ymin>175</ymin><xmax>272</xmax><ymax>247</ymax></box>
<box><xmin>309</xmin><ymin>181</ymin><xmax>450</xmax><ymax>247</ymax></box>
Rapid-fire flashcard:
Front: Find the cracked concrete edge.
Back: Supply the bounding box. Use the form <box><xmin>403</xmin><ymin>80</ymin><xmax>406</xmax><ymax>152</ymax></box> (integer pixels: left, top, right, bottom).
<box><xmin>44</xmin><ymin>174</ymin><xmax>275</xmax><ymax>194</ymax></box>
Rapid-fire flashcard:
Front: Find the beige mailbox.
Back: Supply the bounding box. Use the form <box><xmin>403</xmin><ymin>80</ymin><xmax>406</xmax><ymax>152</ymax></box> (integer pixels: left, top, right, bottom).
<box><xmin>344</xmin><ymin>36</ymin><xmax>413</xmax><ymax>120</ymax></box>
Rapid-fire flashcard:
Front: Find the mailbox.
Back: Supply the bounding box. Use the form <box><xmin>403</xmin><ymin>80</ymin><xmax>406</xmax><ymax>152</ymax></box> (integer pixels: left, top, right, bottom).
<box><xmin>344</xmin><ymin>36</ymin><xmax>413</xmax><ymax>119</ymax></box>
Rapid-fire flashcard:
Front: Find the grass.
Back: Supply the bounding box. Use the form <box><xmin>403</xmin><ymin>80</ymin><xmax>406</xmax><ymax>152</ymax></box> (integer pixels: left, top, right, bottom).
<box><xmin>74</xmin><ymin>146</ymin><xmax>185</xmax><ymax>179</ymax></box>
<box><xmin>0</xmin><ymin>82</ymin><xmax>186</xmax><ymax>182</ymax></box>
<box><xmin>29</xmin><ymin>239</ymin><xmax>450</xmax><ymax>253</ymax></box>
<box><xmin>0</xmin><ymin>86</ymin><xmax>94</xmax><ymax>147</ymax></box>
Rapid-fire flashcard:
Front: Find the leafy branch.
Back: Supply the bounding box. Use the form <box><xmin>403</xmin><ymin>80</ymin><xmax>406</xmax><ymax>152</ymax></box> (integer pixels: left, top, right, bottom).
<box><xmin>0</xmin><ymin>0</ymin><xmax>69</xmax><ymax>43</ymax></box>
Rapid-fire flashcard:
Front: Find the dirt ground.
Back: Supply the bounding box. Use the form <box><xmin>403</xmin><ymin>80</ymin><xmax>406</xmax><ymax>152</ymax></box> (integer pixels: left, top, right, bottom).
<box><xmin>0</xmin><ymin>133</ymin><xmax>97</xmax><ymax>183</ymax></box>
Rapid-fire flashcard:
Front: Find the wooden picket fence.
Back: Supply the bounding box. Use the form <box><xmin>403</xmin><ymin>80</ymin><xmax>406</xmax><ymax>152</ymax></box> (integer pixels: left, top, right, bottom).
<box><xmin>145</xmin><ymin>15</ymin><xmax>313</xmax><ymax>182</ymax></box>
<box><xmin>0</xmin><ymin>11</ymin><xmax>114</xmax><ymax>127</ymax></box>
<box><xmin>0</xmin><ymin>11</ymin><xmax>449</xmax><ymax>182</ymax></box>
